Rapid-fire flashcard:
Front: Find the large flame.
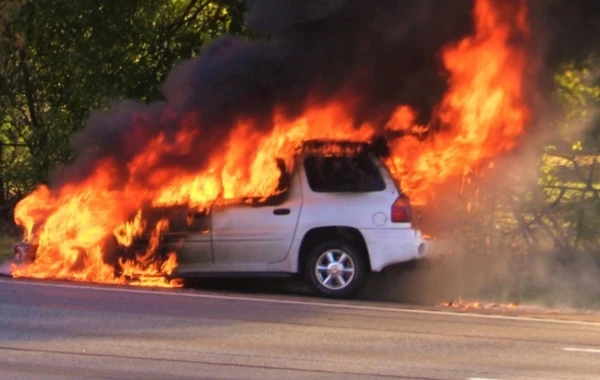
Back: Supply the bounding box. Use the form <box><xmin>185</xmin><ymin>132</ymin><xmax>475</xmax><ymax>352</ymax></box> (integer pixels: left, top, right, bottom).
<box><xmin>385</xmin><ymin>0</ymin><xmax>529</xmax><ymax>204</ymax></box>
<box><xmin>11</xmin><ymin>0</ymin><xmax>530</xmax><ymax>286</ymax></box>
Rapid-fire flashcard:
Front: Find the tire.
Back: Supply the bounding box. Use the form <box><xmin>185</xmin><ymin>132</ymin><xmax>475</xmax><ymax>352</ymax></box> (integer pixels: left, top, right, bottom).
<box><xmin>304</xmin><ymin>239</ymin><xmax>367</xmax><ymax>298</ymax></box>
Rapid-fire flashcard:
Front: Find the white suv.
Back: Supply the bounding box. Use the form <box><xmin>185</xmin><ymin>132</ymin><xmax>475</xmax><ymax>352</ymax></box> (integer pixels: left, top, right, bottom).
<box><xmin>126</xmin><ymin>140</ymin><xmax>427</xmax><ymax>298</ymax></box>
<box><xmin>15</xmin><ymin>140</ymin><xmax>428</xmax><ymax>298</ymax></box>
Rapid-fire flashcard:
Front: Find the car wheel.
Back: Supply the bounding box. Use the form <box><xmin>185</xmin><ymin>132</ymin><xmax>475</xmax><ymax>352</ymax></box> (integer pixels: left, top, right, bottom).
<box><xmin>305</xmin><ymin>240</ymin><xmax>367</xmax><ymax>298</ymax></box>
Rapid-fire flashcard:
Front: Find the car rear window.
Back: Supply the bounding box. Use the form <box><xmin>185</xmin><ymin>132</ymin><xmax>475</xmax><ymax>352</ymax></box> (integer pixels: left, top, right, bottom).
<box><xmin>303</xmin><ymin>154</ymin><xmax>386</xmax><ymax>193</ymax></box>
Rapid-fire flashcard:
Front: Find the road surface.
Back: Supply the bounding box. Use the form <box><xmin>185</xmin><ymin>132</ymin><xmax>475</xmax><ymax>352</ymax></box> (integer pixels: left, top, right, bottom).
<box><xmin>0</xmin><ymin>278</ymin><xmax>599</xmax><ymax>380</ymax></box>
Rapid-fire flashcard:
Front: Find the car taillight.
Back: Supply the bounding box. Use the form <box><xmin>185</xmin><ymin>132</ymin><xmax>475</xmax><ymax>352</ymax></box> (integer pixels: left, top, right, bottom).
<box><xmin>391</xmin><ymin>194</ymin><xmax>412</xmax><ymax>223</ymax></box>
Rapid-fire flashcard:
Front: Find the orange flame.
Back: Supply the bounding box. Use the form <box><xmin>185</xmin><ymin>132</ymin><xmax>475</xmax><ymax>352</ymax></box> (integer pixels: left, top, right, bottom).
<box><xmin>11</xmin><ymin>0</ymin><xmax>530</xmax><ymax>286</ymax></box>
<box><xmin>439</xmin><ymin>298</ymin><xmax>519</xmax><ymax>311</ymax></box>
<box><xmin>386</xmin><ymin>0</ymin><xmax>529</xmax><ymax>204</ymax></box>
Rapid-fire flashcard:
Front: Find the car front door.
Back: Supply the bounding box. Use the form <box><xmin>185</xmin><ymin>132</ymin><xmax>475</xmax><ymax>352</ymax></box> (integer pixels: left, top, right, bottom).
<box><xmin>156</xmin><ymin>207</ymin><xmax>213</xmax><ymax>270</ymax></box>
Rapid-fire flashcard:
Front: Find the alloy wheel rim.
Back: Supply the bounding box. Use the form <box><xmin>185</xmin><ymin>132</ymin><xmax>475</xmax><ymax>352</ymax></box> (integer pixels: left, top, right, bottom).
<box><xmin>314</xmin><ymin>249</ymin><xmax>356</xmax><ymax>290</ymax></box>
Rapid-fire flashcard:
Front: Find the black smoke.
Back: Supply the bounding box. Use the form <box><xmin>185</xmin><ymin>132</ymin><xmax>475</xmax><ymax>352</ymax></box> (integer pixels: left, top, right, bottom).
<box><xmin>529</xmin><ymin>0</ymin><xmax>600</xmax><ymax>67</ymax></box>
<box><xmin>55</xmin><ymin>0</ymin><xmax>483</xmax><ymax>191</ymax></box>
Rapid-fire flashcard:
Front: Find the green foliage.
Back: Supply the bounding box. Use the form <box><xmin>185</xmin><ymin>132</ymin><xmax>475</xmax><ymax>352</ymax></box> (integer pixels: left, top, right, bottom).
<box><xmin>539</xmin><ymin>55</ymin><xmax>600</xmax><ymax>251</ymax></box>
<box><xmin>0</xmin><ymin>234</ymin><xmax>14</xmax><ymax>260</ymax></box>
<box><xmin>0</xmin><ymin>0</ymin><xmax>247</xmax><ymax>201</ymax></box>
<box><xmin>553</xmin><ymin>55</ymin><xmax>600</xmax><ymax>147</ymax></box>
<box><xmin>422</xmin><ymin>54</ymin><xmax>600</xmax><ymax>308</ymax></box>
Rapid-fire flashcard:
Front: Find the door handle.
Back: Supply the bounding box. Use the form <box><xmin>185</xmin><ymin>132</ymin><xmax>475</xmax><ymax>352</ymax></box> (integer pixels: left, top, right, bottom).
<box><xmin>273</xmin><ymin>208</ymin><xmax>291</xmax><ymax>215</ymax></box>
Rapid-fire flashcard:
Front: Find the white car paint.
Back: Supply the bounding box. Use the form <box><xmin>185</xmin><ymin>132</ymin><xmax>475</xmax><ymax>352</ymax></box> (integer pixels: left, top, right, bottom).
<box><xmin>175</xmin><ymin>151</ymin><xmax>427</xmax><ymax>275</ymax></box>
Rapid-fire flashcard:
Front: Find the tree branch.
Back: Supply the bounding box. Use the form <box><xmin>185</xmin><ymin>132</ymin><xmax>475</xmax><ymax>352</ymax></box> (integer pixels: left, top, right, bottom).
<box><xmin>17</xmin><ymin>48</ymin><xmax>41</xmax><ymax>132</ymax></box>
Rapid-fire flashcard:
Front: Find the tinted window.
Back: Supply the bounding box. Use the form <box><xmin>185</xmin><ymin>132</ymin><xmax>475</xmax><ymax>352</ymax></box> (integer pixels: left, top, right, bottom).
<box><xmin>303</xmin><ymin>154</ymin><xmax>386</xmax><ymax>193</ymax></box>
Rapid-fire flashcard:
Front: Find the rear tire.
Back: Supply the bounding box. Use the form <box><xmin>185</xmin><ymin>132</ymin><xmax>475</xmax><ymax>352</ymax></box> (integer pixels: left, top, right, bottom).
<box><xmin>304</xmin><ymin>239</ymin><xmax>367</xmax><ymax>298</ymax></box>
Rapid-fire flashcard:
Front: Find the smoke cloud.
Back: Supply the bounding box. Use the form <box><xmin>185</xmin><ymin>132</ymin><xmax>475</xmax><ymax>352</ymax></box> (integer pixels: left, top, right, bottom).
<box><xmin>53</xmin><ymin>0</ymin><xmax>476</xmax><ymax>191</ymax></box>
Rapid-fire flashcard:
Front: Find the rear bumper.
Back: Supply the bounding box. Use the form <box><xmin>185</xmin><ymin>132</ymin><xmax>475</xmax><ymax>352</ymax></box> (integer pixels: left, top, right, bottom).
<box><xmin>360</xmin><ymin>228</ymin><xmax>427</xmax><ymax>271</ymax></box>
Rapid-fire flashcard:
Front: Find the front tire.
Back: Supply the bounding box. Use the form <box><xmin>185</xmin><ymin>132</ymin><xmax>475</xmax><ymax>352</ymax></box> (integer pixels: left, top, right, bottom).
<box><xmin>304</xmin><ymin>240</ymin><xmax>367</xmax><ymax>298</ymax></box>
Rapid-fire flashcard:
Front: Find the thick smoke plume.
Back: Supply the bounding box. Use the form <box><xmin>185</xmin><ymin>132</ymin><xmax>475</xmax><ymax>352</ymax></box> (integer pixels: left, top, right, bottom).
<box><xmin>57</xmin><ymin>0</ymin><xmax>474</xmax><ymax>191</ymax></box>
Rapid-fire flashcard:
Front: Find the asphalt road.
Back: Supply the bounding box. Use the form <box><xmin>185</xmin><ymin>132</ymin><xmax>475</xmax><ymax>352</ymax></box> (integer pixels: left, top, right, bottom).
<box><xmin>0</xmin><ymin>278</ymin><xmax>599</xmax><ymax>380</ymax></box>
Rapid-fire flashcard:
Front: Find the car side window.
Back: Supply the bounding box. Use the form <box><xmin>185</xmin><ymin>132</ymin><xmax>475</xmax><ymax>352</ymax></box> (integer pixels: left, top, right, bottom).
<box><xmin>303</xmin><ymin>154</ymin><xmax>386</xmax><ymax>193</ymax></box>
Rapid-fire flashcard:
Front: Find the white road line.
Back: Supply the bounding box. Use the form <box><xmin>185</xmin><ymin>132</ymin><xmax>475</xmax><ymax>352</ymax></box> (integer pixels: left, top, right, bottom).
<box><xmin>562</xmin><ymin>347</ymin><xmax>600</xmax><ymax>354</ymax></box>
<box><xmin>1</xmin><ymin>277</ymin><xmax>600</xmax><ymax>327</ymax></box>
<box><xmin>467</xmin><ymin>378</ymin><xmax>504</xmax><ymax>380</ymax></box>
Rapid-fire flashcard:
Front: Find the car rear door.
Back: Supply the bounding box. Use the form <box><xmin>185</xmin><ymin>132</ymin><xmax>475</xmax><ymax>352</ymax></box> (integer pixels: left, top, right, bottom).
<box><xmin>211</xmin><ymin>173</ymin><xmax>302</xmax><ymax>266</ymax></box>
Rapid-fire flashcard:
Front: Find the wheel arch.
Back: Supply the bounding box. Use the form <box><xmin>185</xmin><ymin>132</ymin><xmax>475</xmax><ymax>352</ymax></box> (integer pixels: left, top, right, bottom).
<box><xmin>297</xmin><ymin>226</ymin><xmax>371</xmax><ymax>274</ymax></box>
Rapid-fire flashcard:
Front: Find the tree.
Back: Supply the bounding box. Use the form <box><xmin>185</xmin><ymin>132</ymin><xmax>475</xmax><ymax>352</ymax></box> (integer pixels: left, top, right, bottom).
<box><xmin>0</xmin><ymin>0</ymin><xmax>247</xmax><ymax>207</ymax></box>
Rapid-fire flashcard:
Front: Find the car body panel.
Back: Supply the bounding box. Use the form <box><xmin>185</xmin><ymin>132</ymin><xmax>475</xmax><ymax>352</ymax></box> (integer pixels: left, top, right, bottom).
<box><xmin>359</xmin><ymin>228</ymin><xmax>425</xmax><ymax>271</ymax></box>
<box><xmin>137</xmin><ymin>208</ymin><xmax>213</xmax><ymax>266</ymax></box>
<box><xmin>165</xmin><ymin>211</ymin><xmax>213</xmax><ymax>265</ymax></box>
<box><xmin>211</xmin><ymin>173</ymin><xmax>303</xmax><ymax>265</ymax></box>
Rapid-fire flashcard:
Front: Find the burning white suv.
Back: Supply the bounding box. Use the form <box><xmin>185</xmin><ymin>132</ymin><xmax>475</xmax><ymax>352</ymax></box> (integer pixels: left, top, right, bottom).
<box><xmin>118</xmin><ymin>140</ymin><xmax>427</xmax><ymax>297</ymax></box>
<box><xmin>14</xmin><ymin>140</ymin><xmax>427</xmax><ymax>298</ymax></box>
